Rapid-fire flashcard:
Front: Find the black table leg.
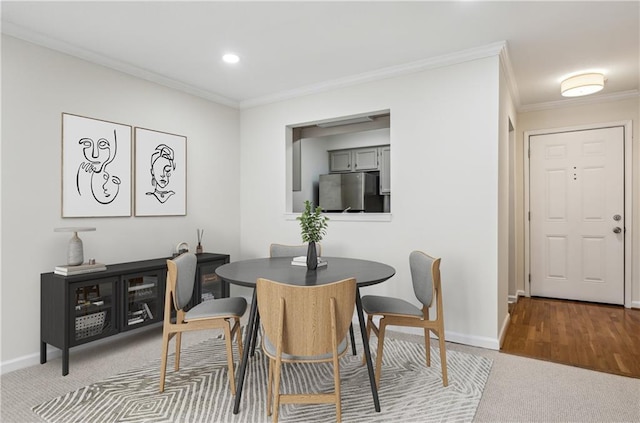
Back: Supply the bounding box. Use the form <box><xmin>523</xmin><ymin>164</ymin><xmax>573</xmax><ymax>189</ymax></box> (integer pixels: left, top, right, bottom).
<box><xmin>233</xmin><ymin>288</ymin><xmax>258</xmax><ymax>414</ymax></box>
<box><xmin>250</xmin><ymin>310</ymin><xmax>260</xmax><ymax>357</ymax></box>
<box><xmin>349</xmin><ymin>323</ymin><xmax>357</xmax><ymax>355</ymax></box>
<box><xmin>355</xmin><ymin>287</ymin><xmax>380</xmax><ymax>412</ymax></box>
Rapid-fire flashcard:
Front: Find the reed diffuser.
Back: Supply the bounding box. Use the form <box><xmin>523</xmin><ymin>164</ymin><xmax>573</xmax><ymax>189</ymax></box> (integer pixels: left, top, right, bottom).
<box><xmin>196</xmin><ymin>229</ymin><xmax>204</xmax><ymax>254</ymax></box>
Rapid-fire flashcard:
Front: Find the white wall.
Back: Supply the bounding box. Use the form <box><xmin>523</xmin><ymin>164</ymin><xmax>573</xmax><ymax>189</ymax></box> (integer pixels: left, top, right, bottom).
<box><xmin>517</xmin><ymin>97</ymin><xmax>640</xmax><ymax>307</ymax></box>
<box><xmin>239</xmin><ymin>56</ymin><xmax>504</xmax><ymax>348</ymax></box>
<box><xmin>0</xmin><ymin>36</ymin><xmax>520</xmax><ymax>371</ymax></box>
<box><xmin>498</xmin><ymin>60</ymin><xmax>518</xmax><ymax>344</ymax></box>
<box><xmin>292</xmin><ymin>137</ymin><xmax>330</xmax><ymax>211</ymax></box>
<box><xmin>0</xmin><ymin>36</ymin><xmax>241</xmax><ymax>370</ymax></box>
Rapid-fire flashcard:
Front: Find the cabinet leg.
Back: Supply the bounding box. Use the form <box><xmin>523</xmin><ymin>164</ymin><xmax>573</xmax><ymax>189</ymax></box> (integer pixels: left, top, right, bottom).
<box><xmin>40</xmin><ymin>341</ymin><xmax>47</xmax><ymax>364</ymax></box>
<box><xmin>62</xmin><ymin>348</ymin><xmax>69</xmax><ymax>376</ymax></box>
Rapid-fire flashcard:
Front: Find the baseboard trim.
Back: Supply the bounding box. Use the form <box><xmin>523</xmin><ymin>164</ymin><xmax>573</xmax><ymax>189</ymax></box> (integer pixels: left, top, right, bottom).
<box><xmin>1</xmin><ymin>351</ymin><xmax>42</xmax><ymax>375</ymax></box>
<box><xmin>1</xmin><ymin>322</ymin><xmax>162</xmax><ymax>376</ymax></box>
<box><xmin>508</xmin><ymin>290</ymin><xmax>526</xmax><ymax>304</ymax></box>
<box><xmin>352</xmin><ymin>316</ymin><xmax>500</xmax><ymax>350</ymax></box>
<box><xmin>5</xmin><ymin>307</ymin><xmax>507</xmax><ymax>375</ymax></box>
<box><xmin>498</xmin><ymin>312</ymin><xmax>511</xmax><ymax>349</ymax></box>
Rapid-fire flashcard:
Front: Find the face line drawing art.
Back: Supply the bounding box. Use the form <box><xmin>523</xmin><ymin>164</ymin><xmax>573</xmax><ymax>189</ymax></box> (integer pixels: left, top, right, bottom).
<box><xmin>146</xmin><ymin>143</ymin><xmax>176</xmax><ymax>204</ymax></box>
<box><xmin>75</xmin><ymin>129</ymin><xmax>120</xmax><ymax>204</ymax></box>
<box><xmin>95</xmin><ymin>170</ymin><xmax>121</xmax><ymax>204</ymax></box>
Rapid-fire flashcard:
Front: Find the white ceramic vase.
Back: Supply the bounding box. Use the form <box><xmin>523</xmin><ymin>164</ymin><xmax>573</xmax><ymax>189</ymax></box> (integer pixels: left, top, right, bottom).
<box><xmin>68</xmin><ymin>232</ymin><xmax>84</xmax><ymax>265</ymax></box>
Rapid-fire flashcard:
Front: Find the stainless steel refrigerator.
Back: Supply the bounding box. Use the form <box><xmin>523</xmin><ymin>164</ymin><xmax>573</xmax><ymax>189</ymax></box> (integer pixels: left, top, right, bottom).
<box><xmin>319</xmin><ymin>172</ymin><xmax>383</xmax><ymax>212</ymax></box>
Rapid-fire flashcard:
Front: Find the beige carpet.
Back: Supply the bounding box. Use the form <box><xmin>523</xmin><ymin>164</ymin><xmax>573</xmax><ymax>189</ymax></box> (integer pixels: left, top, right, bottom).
<box><xmin>2</xmin><ymin>324</ymin><xmax>639</xmax><ymax>422</ymax></box>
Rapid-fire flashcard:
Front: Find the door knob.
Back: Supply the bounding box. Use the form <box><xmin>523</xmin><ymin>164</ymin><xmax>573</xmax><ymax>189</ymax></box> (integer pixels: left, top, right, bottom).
<box><xmin>613</xmin><ymin>227</ymin><xmax>622</xmax><ymax>234</ymax></box>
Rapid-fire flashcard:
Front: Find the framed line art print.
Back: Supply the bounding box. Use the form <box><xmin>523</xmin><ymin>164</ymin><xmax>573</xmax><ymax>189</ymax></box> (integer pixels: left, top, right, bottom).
<box><xmin>61</xmin><ymin>113</ymin><xmax>132</xmax><ymax>217</ymax></box>
<box><xmin>134</xmin><ymin>128</ymin><xmax>187</xmax><ymax>216</ymax></box>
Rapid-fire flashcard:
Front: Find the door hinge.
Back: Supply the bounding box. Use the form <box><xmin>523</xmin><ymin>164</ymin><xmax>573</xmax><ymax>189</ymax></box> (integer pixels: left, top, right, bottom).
<box><xmin>528</xmin><ymin>274</ymin><xmax>531</xmax><ymax>283</ymax></box>
<box><xmin>528</xmin><ymin>148</ymin><xmax>530</xmax><ymax>158</ymax></box>
<box><xmin>528</xmin><ymin>211</ymin><xmax>530</xmax><ymax>221</ymax></box>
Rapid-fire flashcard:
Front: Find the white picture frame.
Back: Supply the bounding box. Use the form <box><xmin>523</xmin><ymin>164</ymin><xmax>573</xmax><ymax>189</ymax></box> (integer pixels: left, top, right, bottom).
<box><xmin>61</xmin><ymin>113</ymin><xmax>132</xmax><ymax>217</ymax></box>
<box><xmin>134</xmin><ymin>127</ymin><xmax>187</xmax><ymax>216</ymax></box>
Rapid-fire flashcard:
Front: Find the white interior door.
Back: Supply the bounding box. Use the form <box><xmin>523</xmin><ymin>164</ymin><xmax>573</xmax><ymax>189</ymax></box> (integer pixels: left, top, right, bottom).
<box><xmin>529</xmin><ymin>127</ymin><xmax>624</xmax><ymax>304</ymax></box>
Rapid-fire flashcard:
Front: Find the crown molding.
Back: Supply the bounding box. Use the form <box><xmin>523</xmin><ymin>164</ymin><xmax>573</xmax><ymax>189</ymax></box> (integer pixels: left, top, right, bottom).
<box><xmin>240</xmin><ymin>41</ymin><xmax>508</xmax><ymax>110</ymax></box>
<box><xmin>2</xmin><ymin>22</ymin><xmax>240</xmax><ymax>109</ymax></box>
<box><xmin>518</xmin><ymin>89</ymin><xmax>640</xmax><ymax>113</ymax></box>
<box><xmin>5</xmin><ymin>22</ymin><xmax>638</xmax><ymax>116</ymax></box>
<box><xmin>497</xmin><ymin>42</ymin><xmax>521</xmax><ymax>108</ymax></box>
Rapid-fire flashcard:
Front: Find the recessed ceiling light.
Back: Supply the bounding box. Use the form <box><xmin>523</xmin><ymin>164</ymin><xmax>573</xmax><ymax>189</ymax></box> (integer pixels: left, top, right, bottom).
<box><xmin>222</xmin><ymin>53</ymin><xmax>240</xmax><ymax>64</ymax></box>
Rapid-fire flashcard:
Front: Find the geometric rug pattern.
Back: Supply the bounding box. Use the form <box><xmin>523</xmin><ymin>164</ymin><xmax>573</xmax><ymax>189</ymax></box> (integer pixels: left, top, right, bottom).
<box><xmin>33</xmin><ymin>336</ymin><xmax>492</xmax><ymax>423</ymax></box>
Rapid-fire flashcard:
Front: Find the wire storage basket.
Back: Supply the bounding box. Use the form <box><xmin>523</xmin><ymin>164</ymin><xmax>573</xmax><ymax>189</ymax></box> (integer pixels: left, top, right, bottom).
<box><xmin>75</xmin><ymin>311</ymin><xmax>106</xmax><ymax>340</ymax></box>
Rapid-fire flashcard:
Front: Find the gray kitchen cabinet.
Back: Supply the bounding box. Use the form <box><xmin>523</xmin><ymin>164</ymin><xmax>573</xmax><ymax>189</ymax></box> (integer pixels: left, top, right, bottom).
<box><xmin>352</xmin><ymin>147</ymin><xmax>379</xmax><ymax>171</ymax></box>
<box><xmin>329</xmin><ymin>146</ymin><xmax>388</xmax><ymax>173</ymax></box>
<box><xmin>329</xmin><ymin>150</ymin><xmax>352</xmax><ymax>172</ymax></box>
<box><xmin>379</xmin><ymin>145</ymin><xmax>391</xmax><ymax>194</ymax></box>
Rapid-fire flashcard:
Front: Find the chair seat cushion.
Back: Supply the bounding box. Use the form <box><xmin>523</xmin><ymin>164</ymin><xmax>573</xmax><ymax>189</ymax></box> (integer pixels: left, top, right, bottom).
<box><xmin>185</xmin><ymin>296</ymin><xmax>247</xmax><ymax>321</ymax></box>
<box><xmin>263</xmin><ymin>334</ymin><xmax>348</xmax><ymax>362</ymax></box>
<box><xmin>361</xmin><ymin>295</ymin><xmax>423</xmax><ymax>317</ymax></box>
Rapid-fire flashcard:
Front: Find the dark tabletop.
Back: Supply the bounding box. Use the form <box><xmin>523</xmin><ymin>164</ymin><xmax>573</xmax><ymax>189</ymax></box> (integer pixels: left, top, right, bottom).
<box><xmin>215</xmin><ymin>257</ymin><xmax>395</xmax><ymax>288</ymax></box>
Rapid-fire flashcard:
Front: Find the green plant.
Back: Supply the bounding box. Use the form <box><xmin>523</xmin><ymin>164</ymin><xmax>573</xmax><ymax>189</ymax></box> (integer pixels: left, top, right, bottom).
<box><xmin>297</xmin><ymin>200</ymin><xmax>329</xmax><ymax>243</ymax></box>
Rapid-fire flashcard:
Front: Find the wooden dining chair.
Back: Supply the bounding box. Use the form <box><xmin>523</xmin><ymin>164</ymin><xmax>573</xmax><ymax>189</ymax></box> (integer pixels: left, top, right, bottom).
<box><xmin>269</xmin><ymin>243</ymin><xmax>358</xmax><ymax>358</ymax></box>
<box><xmin>362</xmin><ymin>251</ymin><xmax>448</xmax><ymax>387</ymax></box>
<box><xmin>269</xmin><ymin>243</ymin><xmax>322</xmax><ymax>258</ymax></box>
<box><xmin>242</xmin><ymin>244</ymin><xmax>326</xmax><ymax>358</ymax></box>
<box><xmin>159</xmin><ymin>252</ymin><xmax>247</xmax><ymax>394</ymax></box>
<box><xmin>257</xmin><ymin>277</ymin><xmax>356</xmax><ymax>423</ymax></box>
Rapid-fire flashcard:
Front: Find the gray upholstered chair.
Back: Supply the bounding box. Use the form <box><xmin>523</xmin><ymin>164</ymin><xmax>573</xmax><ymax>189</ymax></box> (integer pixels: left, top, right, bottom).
<box><xmin>362</xmin><ymin>250</ymin><xmax>448</xmax><ymax>387</ymax></box>
<box><xmin>159</xmin><ymin>252</ymin><xmax>247</xmax><ymax>394</ymax></box>
<box><xmin>269</xmin><ymin>243</ymin><xmax>322</xmax><ymax>258</ymax></box>
<box><xmin>257</xmin><ymin>277</ymin><xmax>356</xmax><ymax>423</ymax></box>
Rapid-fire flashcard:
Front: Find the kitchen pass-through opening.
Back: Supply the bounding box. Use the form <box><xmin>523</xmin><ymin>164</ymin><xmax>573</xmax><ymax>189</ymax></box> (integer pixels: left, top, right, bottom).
<box><xmin>289</xmin><ymin>111</ymin><xmax>391</xmax><ymax>214</ymax></box>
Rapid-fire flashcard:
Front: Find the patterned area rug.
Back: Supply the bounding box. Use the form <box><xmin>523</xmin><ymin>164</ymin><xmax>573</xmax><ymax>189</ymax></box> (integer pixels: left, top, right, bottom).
<box><xmin>33</xmin><ymin>336</ymin><xmax>492</xmax><ymax>423</ymax></box>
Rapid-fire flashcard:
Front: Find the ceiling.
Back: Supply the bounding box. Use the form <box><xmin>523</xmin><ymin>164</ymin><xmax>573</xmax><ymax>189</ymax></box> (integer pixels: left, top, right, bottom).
<box><xmin>2</xmin><ymin>1</ymin><xmax>638</xmax><ymax>110</ymax></box>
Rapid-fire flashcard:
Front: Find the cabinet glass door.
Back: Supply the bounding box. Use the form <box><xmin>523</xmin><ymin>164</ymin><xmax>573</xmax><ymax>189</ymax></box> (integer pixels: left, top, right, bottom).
<box><xmin>199</xmin><ymin>262</ymin><xmax>225</xmax><ymax>302</ymax></box>
<box><xmin>71</xmin><ymin>278</ymin><xmax>117</xmax><ymax>345</ymax></box>
<box><xmin>123</xmin><ymin>272</ymin><xmax>163</xmax><ymax>329</ymax></box>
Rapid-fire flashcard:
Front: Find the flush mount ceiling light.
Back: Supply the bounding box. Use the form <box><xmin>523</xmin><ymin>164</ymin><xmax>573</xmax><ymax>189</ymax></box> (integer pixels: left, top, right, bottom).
<box><xmin>560</xmin><ymin>73</ymin><xmax>604</xmax><ymax>97</ymax></box>
<box><xmin>222</xmin><ymin>53</ymin><xmax>239</xmax><ymax>64</ymax></box>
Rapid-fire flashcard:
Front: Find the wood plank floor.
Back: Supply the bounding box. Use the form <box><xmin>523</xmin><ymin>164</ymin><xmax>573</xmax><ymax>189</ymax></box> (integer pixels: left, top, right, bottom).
<box><xmin>501</xmin><ymin>297</ymin><xmax>640</xmax><ymax>378</ymax></box>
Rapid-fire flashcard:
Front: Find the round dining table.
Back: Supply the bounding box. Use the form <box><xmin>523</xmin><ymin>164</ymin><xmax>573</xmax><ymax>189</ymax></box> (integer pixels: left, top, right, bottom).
<box><xmin>216</xmin><ymin>256</ymin><xmax>396</xmax><ymax>414</ymax></box>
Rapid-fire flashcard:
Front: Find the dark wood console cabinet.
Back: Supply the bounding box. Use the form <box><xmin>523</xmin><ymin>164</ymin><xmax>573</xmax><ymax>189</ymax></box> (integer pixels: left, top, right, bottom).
<box><xmin>40</xmin><ymin>253</ymin><xmax>230</xmax><ymax>375</ymax></box>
